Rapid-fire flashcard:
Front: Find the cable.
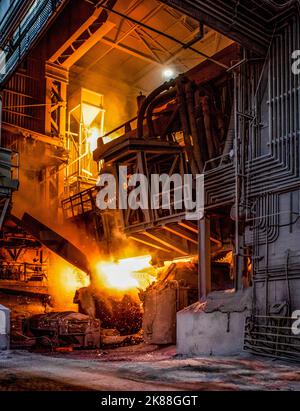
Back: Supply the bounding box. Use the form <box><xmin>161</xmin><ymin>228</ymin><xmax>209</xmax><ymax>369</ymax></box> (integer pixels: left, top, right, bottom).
<box><xmin>99</xmin><ymin>3</ymin><xmax>229</xmax><ymax>69</ymax></box>
<box><xmin>2</xmin><ymin>102</ymin><xmax>64</xmax><ymax>109</ymax></box>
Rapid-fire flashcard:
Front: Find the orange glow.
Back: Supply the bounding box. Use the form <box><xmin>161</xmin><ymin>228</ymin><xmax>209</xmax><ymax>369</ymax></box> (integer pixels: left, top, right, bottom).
<box><xmin>93</xmin><ymin>255</ymin><xmax>156</xmax><ymax>294</ymax></box>
<box><xmin>48</xmin><ymin>258</ymin><xmax>90</xmax><ymax>310</ymax></box>
<box><xmin>60</xmin><ymin>266</ymin><xmax>90</xmax><ymax>292</ymax></box>
<box><xmin>163</xmin><ymin>256</ymin><xmax>195</xmax><ymax>266</ymax></box>
<box><xmin>216</xmin><ymin>251</ymin><xmax>233</xmax><ymax>265</ymax></box>
<box><xmin>82</xmin><ymin>104</ymin><xmax>101</xmax><ymax>126</ymax></box>
<box><xmin>48</xmin><ymin>253</ymin><xmax>156</xmax><ymax>310</ymax></box>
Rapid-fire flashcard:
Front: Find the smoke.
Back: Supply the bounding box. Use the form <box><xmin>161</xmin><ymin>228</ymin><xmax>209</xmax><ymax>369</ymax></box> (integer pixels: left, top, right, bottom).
<box><xmin>8</xmin><ymin>72</ymin><xmax>158</xmax><ymax>313</ymax></box>
<box><xmin>47</xmin><ymin>254</ymin><xmax>90</xmax><ymax>311</ymax></box>
<box><xmin>12</xmin><ymin>140</ymin><xmax>60</xmax><ymax>221</ymax></box>
<box><xmin>69</xmin><ymin>70</ymin><xmax>139</xmax><ymax>137</ymax></box>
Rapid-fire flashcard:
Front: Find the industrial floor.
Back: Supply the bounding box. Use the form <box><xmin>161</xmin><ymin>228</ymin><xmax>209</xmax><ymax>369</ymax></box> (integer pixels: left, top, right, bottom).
<box><xmin>0</xmin><ymin>344</ymin><xmax>299</xmax><ymax>391</ymax></box>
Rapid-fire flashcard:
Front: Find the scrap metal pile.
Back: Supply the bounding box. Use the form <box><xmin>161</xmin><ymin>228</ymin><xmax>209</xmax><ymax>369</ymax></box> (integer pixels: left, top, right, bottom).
<box><xmin>74</xmin><ymin>287</ymin><xmax>143</xmax><ymax>336</ymax></box>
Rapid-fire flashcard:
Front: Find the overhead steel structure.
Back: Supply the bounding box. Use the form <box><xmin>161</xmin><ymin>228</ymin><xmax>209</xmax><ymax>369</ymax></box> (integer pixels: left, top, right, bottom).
<box><xmin>0</xmin><ymin>0</ymin><xmax>299</xmax><ymax>360</ymax></box>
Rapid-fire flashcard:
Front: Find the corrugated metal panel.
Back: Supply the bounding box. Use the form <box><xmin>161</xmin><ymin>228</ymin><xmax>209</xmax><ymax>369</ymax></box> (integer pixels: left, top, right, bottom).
<box><xmin>0</xmin><ymin>0</ymin><xmax>34</xmax><ymax>46</ymax></box>
<box><xmin>0</xmin><ymin>0</ymin><xmax>67</xmax><ymax>85</ymax></box>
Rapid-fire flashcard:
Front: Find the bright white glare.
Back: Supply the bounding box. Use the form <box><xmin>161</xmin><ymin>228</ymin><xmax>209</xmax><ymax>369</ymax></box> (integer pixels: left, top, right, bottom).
<box><xmin>163</xmin><ymin>68</ymin><xmax>175</xmax><ymax>80</ymax></box>
<box><xmin>87</xmin><ymin>127</ymin><xmax>99</xmax><ymax>152</ymax></box>
<box><xmin>82</xmin><ymin>168</ymin><xmax>93</xmax><ymax>177</ymax></box>
<box><xmin>82</xmin><ymin>103</ymin><xmax>101</xmax><ymax>126</ymax></box>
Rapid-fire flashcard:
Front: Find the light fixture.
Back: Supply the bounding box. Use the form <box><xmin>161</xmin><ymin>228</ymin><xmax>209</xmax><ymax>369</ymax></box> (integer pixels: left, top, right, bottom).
<box><xmin>162</xmin><ymin>68</ymin><xmax>175</xmax><ymax>81</ymax></box>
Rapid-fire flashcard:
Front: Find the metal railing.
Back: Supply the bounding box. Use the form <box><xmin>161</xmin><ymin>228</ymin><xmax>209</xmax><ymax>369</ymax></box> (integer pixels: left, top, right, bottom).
<box><xmin>62</xmin><ymin>186</ymin><xmax>99</xmax><ymax>219</ymax></box>
<box><xmin>244</xmin><ymin>315</ymin><xmax>300</xmax><ymax>362</ymax></box>
<box><xmin>0</xmin><ymin>262</ymin><xmax>48</xmax><ymax>283</ymax></box>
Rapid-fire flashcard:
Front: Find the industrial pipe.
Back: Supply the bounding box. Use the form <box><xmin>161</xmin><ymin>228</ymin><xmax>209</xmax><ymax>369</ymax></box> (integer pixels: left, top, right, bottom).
<box><xmin>176</xmin><ymin>76</ymin><xmax>200</xmax><ymax>175</ymax></box>
<box><xmin>185</xmin><ymin>81</ymin><xmax>204</xmax><ymax>171</ymax></box>
<box><xmin>137</xmin><ymin>79</ymin><xmax>175</xmax><ymax>139</ymax></box>
<box><xmin>222</xmin><ymin>110</ymin><xmax>235</xmax><ymax>157</ymax></box>
<box><xmin>256</xmin><ymin>0</ymin><xmax>300</xmax><ymax>13</ymax></box>
<box><xmin>200</xmin><ymin>95</ymin><xmax>216</xmax><ymax>162</ymax></box>
<box><xmin>146</xmin><ymin>88</ymin><xmax>177</xmax><ymax>138</ymax></box>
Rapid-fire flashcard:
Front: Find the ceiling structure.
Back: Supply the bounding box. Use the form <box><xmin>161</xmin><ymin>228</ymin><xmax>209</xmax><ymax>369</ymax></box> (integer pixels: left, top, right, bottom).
<box><xmin>160</xmin><ymin>0</ymin><xmax>300</xmax><ymax>54</ymax></box>
<box><xmin>69</xmin><ymin>0</ymin><xmax>233</xmax><ymax>94</ymax></box>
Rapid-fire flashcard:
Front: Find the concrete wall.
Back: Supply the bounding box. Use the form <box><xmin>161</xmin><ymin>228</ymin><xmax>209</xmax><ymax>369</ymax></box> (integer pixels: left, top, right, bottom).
<box><xmin>177</xmin><ymin>289</ymin><xmax>251</xmax><ymax>356</ymax></box>
<box><xmin>0</xmin><ymin>304</ymin><xmax>10</xmax><ymax>350</ymax></box>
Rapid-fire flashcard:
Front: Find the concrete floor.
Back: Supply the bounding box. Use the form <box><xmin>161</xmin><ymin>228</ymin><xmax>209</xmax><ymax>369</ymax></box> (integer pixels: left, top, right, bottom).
<box><xmin>0</xmin><ymin>345</ymin><xmax>299</xmax><ymax>391</ymax></box>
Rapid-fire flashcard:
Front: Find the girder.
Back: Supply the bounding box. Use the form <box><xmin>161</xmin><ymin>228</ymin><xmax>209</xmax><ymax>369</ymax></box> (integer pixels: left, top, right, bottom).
<box><xmin>158</xmin><ymin>0</ymin><xmax>299</xmax><ymax>54</ymax></box>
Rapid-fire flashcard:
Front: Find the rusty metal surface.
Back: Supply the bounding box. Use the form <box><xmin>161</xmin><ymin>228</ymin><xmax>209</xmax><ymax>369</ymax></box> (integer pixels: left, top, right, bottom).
<box><xmin>20</xmin><ymin>213</ymin><xmax>91</xmax><ymax>275</ymax></box>
<box><xmin>27</xmin><ymin>311</ymin><xmax>100</xmax><ymax>348</ymax></box>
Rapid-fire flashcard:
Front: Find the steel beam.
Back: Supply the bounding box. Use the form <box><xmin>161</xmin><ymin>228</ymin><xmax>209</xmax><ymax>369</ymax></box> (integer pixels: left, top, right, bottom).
<box><xmin>45</xmin><ymin>63</ymin><xmax>69</xmax><ymax>139</ymax></box>
<box><xmin>158</xmin><ymin>0</ymin><xmax>273</xmax><ymax>55</ymax></box>
<box><xmin>129</xmin><ymin>235</ymin><xmax>172</xmax><ymax>253</ymax></box>
<box><xmin>143</xmin><ymin>231</ymin><xmax>188</xmax><ymax>256</ymax></box>
<box><xmin>163</xmin><ymin>225</ymin><xmax>198</xmax><ymax>244</ymax></box>
<box><xmin>81</xmin><ymin>2</ymin><xmax>165</xmax><ymax>73</ymax></box>
<box><xmin>58</xmin><ymin>21</ymin><xmax>115</xmax><ymax>69</ymax></box>
<box><xmin>1</xmin><ymin>122</ymin><xmax>63</xmax><ymax>147</ymax></box>
<box><xmin>20</xmin><ymin>212</ymin><xmax>91</xmax><ymax>275</ymax></box>
<box><xmin>48</xmin><ymin>5</ymin><xmax>114</xmax><ymax>66</ymax></box>
<box><xmin>198</xmin><ymin>215</ymin><xmax>211</xmax><ymax>299</ymax></box>
<box><xmin>179</xmin><ymin>221</ymin><xmax>198</xmax><ymax>233</ymax></box>
<box><xmin>99</xmin><ymin>37</ymin><xmax>163</xmax><ymax>65</ymax></box>
<box><xmin>99</xmin><ymin>3</ymin><xmax>229</xmax><ymax>69</ymax></box>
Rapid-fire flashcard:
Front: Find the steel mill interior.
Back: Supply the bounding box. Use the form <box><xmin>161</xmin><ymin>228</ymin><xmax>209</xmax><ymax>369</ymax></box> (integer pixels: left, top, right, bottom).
<box><xmin>0</xmin><ymin>0</ymin><xmax>300</xmax><ymax>380</ymax></box>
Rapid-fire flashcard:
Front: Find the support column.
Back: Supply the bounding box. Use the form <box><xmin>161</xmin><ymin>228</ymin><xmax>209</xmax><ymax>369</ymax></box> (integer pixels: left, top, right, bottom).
<box><xmin>45</xmin><ymin>62</ymin><xmax>69</xmax><ymax>140</ymax></box>
<box><xmin>234</xmin><ymin>231</ymin><xmax>245</xmax><ymax>290</ymax></box>
<box><xmin>44</xmin><ymin>62</ymin><xmax>68</xmax><ymax>217</ymax></box>
<box><xmin>233</xmin><ymin>68</ymin><xmax>246</xmax><ymax>291</ymax></box>
<box><xmin>198</xmin><ymin>214</ymin><xmax>211</xmax><ymax>299</ymax></box>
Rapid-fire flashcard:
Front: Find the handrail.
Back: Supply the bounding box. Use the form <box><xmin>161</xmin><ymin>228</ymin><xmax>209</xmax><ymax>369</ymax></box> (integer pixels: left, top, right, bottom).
<box><xmin>99</xmin><ymin>116</ymin><xmax>138</xmax><ymax>141</ymax></box>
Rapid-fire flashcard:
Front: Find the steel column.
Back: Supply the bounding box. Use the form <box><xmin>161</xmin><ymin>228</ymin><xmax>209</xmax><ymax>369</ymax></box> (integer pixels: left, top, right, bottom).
<box><xmin>198</xmin><ymin>215</ymin><xmax>211</xmax><ymax>299</ymax></box>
